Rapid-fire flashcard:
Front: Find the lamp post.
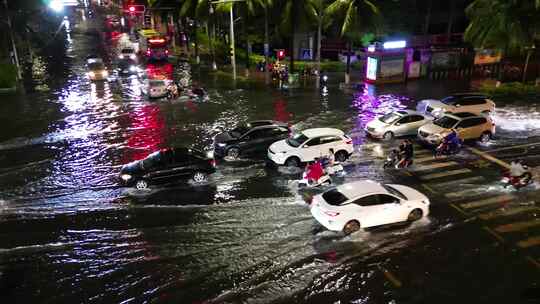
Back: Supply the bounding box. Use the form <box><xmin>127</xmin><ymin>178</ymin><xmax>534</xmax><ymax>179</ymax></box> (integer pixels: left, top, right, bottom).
<box><xmin>211</xmin><ymin>0</ymin><xmax>244</xmax><ymax>80</ymax></box>
<box><xmin>3</xmin><ymin>0</ymin><xmax>22</xmax><ymax>80</ymax></box>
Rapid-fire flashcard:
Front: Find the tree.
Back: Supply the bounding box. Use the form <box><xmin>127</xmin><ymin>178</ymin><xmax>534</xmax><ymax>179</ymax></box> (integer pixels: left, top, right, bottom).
<box><xmin>327</xmin><ymin>0</ymin><xmax>381</xmax><ymax>84</ymax></box>
<box><xmin>279</xmin><ymin>0</ymin><xmax>310</xmax><ymax>73</ymax></box>
<box><xmin>464</xmin><ymin>0</ymin><xmax>540</xmax><ymax>82</ymax></box>
<box><xmin>305</xmin><ymin>0</ymin><xmax>332</xmax><ymax>84</ymax></box>
<box><xmin>179</xmin><ymin>0</ymin><xmax>211</xmax><ymax>64</ymax></box>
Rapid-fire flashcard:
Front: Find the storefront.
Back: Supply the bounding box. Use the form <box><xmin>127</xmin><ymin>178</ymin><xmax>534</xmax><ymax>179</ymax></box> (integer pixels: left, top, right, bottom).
<box><xmin>365</xmin><ymin>41</ymin><xmax>408</xmax><ymax>84</ymax></box>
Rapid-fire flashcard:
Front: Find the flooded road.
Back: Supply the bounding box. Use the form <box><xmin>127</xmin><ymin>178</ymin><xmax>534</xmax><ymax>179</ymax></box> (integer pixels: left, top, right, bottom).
<box><xmin>1</xmin><ymin>13</ymin><xmax>539</xmax><ymax>304</ymax></box>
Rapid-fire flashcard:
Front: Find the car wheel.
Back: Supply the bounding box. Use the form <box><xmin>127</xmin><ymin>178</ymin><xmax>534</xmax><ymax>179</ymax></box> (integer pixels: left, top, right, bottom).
<box><xmin>192</xmin><ymin>171</ymin><xmax>208</xmax><ymax>183</ymax></box>
<box><xmin>343</xmin><ymin>220</ymin><xmax>360</xmax><ymax>235</ymax></box>
<box><xmin>285</xmin><ymin>157</ymin><xmax>301</xmax><ymax>168</ymax></box>
<box><xmin>135</xmin><ymin>180</ymin><xmax>148</xmax><ymax>190</ymax></box>
<box><xmin>383</xmin><ymin>131</ymin><xmax>394</xmax><ymax>140</ymax></box>
<box><xmin>407</xmin><ymin>209</ymin><xmax>423</xmax><ymax>221</ymax></box>
<box><xmin>226</xmin><ymin>147</ymin><xmax>240</xmax><ymax>159</ymax></box>
<box><xmin>335</xmin><ymin>150</ymin><xmax>348</xmax><ymax>162</ymax></box>
<box><xmin>480</xmin><ymin>131</ymin><xmax>491</xmax><ymax>143</ymax></box>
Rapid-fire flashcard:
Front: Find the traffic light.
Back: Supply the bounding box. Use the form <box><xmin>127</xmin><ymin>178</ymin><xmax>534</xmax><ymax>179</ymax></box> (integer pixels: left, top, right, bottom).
<box><xmin>277</xmin><ymin>49</ymin><xmax>285</xmax><ymax>60</ymax></box>
<box><xmin>125</xmin><ymin>4</ymin><xmax>145</xmax><ymax>14</ymax></box>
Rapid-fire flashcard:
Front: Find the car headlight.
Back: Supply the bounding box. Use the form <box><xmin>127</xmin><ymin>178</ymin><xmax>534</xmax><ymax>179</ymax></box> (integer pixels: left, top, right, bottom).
<box><xmin>129</xmin><ymin>54</ymin><xmax>136</xmax><ymax>60</ymax></box>
<box><xmin>217</xmin><ymin>143</ymin><xmax>226</xmax><ymax>147</ymax></box>
<box><xmin>322</xmin><ymin>75</ymin><xmax>328</xmax><ymax>81</ymax></box>
<box><xmin>119</xmin><ymin>55</ymin><xmax>124</xmax><ymax>59</ymax></box>
<box><xmin>121</xmin><ymin>174</ymin><xmax>132</xmax><ymax>181</ymax></box>
<box><xmin>129</xmin><ymin>66</ymin><xmax>137</xmax><ymax>72</ymax></box>
<box><xmin>102</xmin><ymin>70</ymin><xmax>108</xmax><ymax>77</ymax></box>
<box><xmin>88</xmin><ymin>71</ymin><xmax>95</xmax><ymax>77</ymax></box>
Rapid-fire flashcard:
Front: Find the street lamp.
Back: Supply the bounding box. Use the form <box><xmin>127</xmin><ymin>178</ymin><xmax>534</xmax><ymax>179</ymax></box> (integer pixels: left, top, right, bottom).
<box><xmin>49</xmin><ymin>0</ymin><xmax>64</xmax><ymax>12</ymax></box>
<box><xmin>211</xmin><ymin>0</ymin><xmax>245</xmax><ymax>80</ymax></box>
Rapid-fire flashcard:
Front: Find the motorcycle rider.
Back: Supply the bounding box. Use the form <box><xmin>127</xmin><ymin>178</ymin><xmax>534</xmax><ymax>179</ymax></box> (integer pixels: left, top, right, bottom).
<box><xmin>437</xmin><ymin>129</ymin><xmax>460</xmax><ymax>155</ymax></box>
<box><xmin>509</xmin><ymin>160</ymin><xmax>532</xmax><ymax>184</ymax></box>
<box><xmin>167</xmin><ymin>81</ymin><xmax>179</xmax><ymax>99</ymax></box>
<box><xmin>306</xmin><ymin>159</ymin><xmax>324</xmax><ymax>185</ymax></box>
<box><xmin>397</xmin><ymin>140</ymin><xmax>414</xmax><ymax>168</ymax></box>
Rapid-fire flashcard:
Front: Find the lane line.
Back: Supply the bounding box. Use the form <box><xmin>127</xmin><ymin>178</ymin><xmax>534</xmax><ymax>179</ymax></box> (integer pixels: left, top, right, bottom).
<box><xmin>460</xmin><ymin>194</ymin><xmax>513</xmax><ymax>210</ymax></box>
<box><xmin>415</xmin><ymin>155</ymin><xmax>446</xmax><ymax>163</ymax></box>
<box><xmin>517</xmin><ymin>236</ymin><xmax>540</xmax><ymax>248</ymax></box>
<box><xmin>483</xmin><ymin>226</ymin><xmax>505</xmax><ymax>243</ymax></box>
<box><xmin>418</xmin><ymin>168</ymin><xmax>472</xmax><ymax>180</ymax></box>
<box><xmin>380</xmin><ymin>268</ymin><xmax>402</xmax><ymax>288</ymax></box>
<box><xmin>429</xmin><ymin>176</ymin><xmax>485</xmax><ymax>188</ymax></box>
<box><xmin>495</xmin><ymin>219</ymin><xmax>540</xmax><ymax>233</ymax></box>
<box><xmin>525</xmin><ymin>256</ymin><xmax>540</xmax><ymax>269</ymax></box>
<box><xmin>450</xmin><ymin>203</ymin><xmax>469</xmax><ymax>217</ymax></box>
<box><xmin>410</xmin><ymin>161</ymin><xmax>458</xmax><ymax>172</ymax></box>
<box><xmin>421</xmin><ymin>184</ymin><xmax>436</xmax><ymax>194</ymax></box>
<box><xmin>466</xmin><ymin>146</ymin><xmax>510</xmax><ymax>169</ymax></box>
<box><xmin>487</xmin><ymin>142</ymin><xmax>540</xmax><ymax>153</ymax></box>
<box><xmin>478</xmin><ymin>206</ymin><xmax>540</xmax><ymax>221</ymax></box>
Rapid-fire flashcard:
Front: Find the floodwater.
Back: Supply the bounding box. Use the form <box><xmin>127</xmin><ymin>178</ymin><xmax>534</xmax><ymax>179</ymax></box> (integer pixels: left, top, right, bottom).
<box><xmin>0</xmin><ymin>12</ymin><xmax>539</xmax><ymax>304</ymax></box>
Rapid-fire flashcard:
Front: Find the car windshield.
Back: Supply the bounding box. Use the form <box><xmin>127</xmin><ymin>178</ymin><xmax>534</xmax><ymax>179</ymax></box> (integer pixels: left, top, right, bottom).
<box><xmin>286</xmin><ymin>133</ymin><xmax>309</xmax><ymax>148</ymax></box>
<box><xmin>382</xmin><ymin>185</ymin><xmax>407</xmax><ymax>200</ymax></box>
<box><xmin>88</xmin><ymin>62</ymin><xmax>105</xmax><ymax>70</ymax></box>
<box><xmin>141</xmin><ymin>151</ymin><xmax>162</xmax><ymax>169</ymax></box>
<box><xmin>440</xmin><ymin>96</ymin><xmax>458</xmax><ymax>105</ymax></box>
<box><xmin>322</xmin><ymin>189</ymin><xmax>349</xmax><ymax>206</ymax></box>
<box><xmin>230</xmin><ymin>125</ymin><xmax>250</xmax><ymax>138</ymax></box>
<box><xmin>379</xmin><ymin>112</ymin><xmax>402</xmax><ymax>124</ymax></box>
<box><xmin>433</xmin><ymin>116</ymin><xmax>458</xmax><ymax>129</ymax></box>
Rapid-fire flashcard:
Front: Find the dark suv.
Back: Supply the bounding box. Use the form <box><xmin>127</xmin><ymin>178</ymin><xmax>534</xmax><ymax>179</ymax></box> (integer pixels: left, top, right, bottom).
<box><xmin>213</xmin><ymin>120</ymin><xmax>290</xmax><ymax>159</ymax></box>
<box><xmin>119</xmin><ymin>147</ymin><xmax>216</xmax><ymax>189</ymax></box>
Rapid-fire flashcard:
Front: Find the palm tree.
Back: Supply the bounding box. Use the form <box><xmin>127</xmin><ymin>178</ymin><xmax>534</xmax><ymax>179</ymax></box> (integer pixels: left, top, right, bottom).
<box><xmin>464</xmin><ymin>0</ymin><xmax>540</xmax><ymax>82</ymax></box>
<box><xmin>179</xmin><ymin>0</ymin><xmax>211</xmax><ymax>64</ymax></box>
<box><xmin>305</xmin><ymin>0</ymin><xmax>332</xmax><ymax>84</ymax></box>
<box><xmin>279</xmin><ymin>0</ymin><xmax>310</xmax><ymax>73</ymax></box>
<box><xmin>327</xmin><ymin>0</ymin><xmax>380</xmax><ymax>84</ymax></box>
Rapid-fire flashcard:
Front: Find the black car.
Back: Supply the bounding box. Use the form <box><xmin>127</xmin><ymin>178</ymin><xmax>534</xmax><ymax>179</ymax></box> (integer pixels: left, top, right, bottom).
<box><xmin>119</xmin><ymin>147</ymin><xmax>216</xmax><ymax>189</ymax></box>
<box><xmin>117</xmin><ymin>59</ymin><xmax>139</xmax><ymax>76</ymax></box>
<box><xmin>213</xmin><ymin>120</ymin><xmax>290</xmax><ymax>159</ymax></box>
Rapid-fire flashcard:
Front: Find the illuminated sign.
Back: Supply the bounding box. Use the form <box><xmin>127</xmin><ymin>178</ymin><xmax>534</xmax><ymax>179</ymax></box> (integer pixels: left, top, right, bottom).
<box><xmin>383</xmin><ymin>40</ymin><xmax>406</xmax><ymax>49</ymax></box>
<box><xmin>366</xmin><ymin>57</ymin><xmax>377</xmax><ymax>80</ymax></box>
<box><xmin>367</xmin><ymin>45</ymin><xmax>376</xmax><ymax>53</ymax></box>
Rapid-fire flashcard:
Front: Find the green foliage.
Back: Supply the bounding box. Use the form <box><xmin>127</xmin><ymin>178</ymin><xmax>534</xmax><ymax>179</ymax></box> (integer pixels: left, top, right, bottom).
<box><xmin>326</xmin><ymin>0</ymin><xmax>381</xmax><ymax>38</ymax></box>
<box><xmin>480</xmin><ymin>82</ymin><xmax>540</xmax><ymax>98</ymax></box>
<box><xmin>360</xmin><ymin>33</ymin><xmax>375</xmax><ymax>47</ymax></box>
<box><xmin>0</xmin><ymin>64</ymin><xmax>18</xmax><ymax>88</ymax></box>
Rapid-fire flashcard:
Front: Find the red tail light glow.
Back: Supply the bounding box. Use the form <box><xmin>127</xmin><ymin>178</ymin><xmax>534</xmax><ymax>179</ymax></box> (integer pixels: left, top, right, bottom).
<box><xmin>209</xmin><ymin>159</ymin><xmax>216</xmax><ymax>167</ymax></box>
<box><xmin>323</xmin><ymin>210</ymin><xmax>340</xmax><ymax>217</ymax></box>
<box><xmin>146</xmin><ymin>50</ymin><xmax>151</xmax><ymax>55</ymax></box>
<box><xmin>165</xmin><ymin>50</ymin><xmax>169</xmax><ymax>54</ymax></box>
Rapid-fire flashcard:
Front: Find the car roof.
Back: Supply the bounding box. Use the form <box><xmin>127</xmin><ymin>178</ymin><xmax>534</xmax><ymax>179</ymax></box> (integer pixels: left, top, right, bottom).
<box><xmin>248</xmin><ymin>120</ymin><xmax>288</xmax><ymax>129</ymax></box>
<box><xmin>395</xmin><ymin>109</ymin><xmax>422</xmax><ymax>116</ymax></box>
<box><xmin>450</xmin><ymin>92</ymin><xmax>488</xmax><ymax>98</ymax></box>
<box><xmin>166</xmin><ymin>147</ymin><xmax>206</xmax><ymax>157</ymax></box>
<box><xmin>302</xmin><ymin>128</ymin><xmax>344</xmax><ymax>138</ymax></box>
<box><xmin>335</xmin><ymin>180</ymin><xmax>387</xmax><ymax>199</ymax></box>
<box><xmin>446</xmin><ymin>112</ymin><xmax>479</xmax><ymax>119</ymax></box>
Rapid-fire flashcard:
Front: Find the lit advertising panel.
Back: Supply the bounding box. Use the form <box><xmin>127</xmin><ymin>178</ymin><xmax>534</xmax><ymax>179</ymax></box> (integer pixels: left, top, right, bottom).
<box><xmin>366</xmin><ymin>57</ymin><xmax>377</xmax><ymax>80</ymax></box>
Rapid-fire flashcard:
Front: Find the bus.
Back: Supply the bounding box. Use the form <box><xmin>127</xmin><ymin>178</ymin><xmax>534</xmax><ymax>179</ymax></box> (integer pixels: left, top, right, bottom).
<box><xmin>138</xmin><ymin>29</ymin><xmax>169</xmax><ymax>61</ymax></box>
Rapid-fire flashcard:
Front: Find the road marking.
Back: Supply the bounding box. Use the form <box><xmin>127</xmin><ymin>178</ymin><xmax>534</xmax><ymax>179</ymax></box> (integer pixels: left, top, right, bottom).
<box><xmin>487</xmin><ymin>142</ymin><xmax>540</xmax><ymax>153</ymax></box>
<box><xmin>460</xmin><ymin>194</ymin><xmax>513</xmax><ymax>210</ymax></box>
<box><xmin>450</xmin><ymin>203</ymin><xmax>469</xmax><ymax>216</ymax></box>
<box><xmin>517</xmin><ymin>236</ymin><xmax>540</xmax><ymax>248</ymax></box>
<box><xmin>466</xmin><ymin>146</ymin><xmax>510</xmax><ymax>169</ymax></box>
<box><xmin>418</xmin><ymin>168</ymin><xmax>472</xmax><ymax>180</ymax></box>
<box><xmin>525</xmin><ymin>256</ymin><xmax>540</xmax><ymax>269</ymax></box>
<box><xmin>410</xmin><ymin>161</ymin><xmax>458</xmax><ymax>172</ymax></box>
<box><xmin>380</xmin><ymin>268</ymin><xmax>402</xmax><ymax>288</ymax></box>
<box><xmin>478</xmin><ymin>206</ymin><xmax>539</xmax><ymax>221</ymax></box>
<box><xmin>421</xmin><ymin>184</ymin><xmax>436</xmax><ymax>194</ymax></box>
<box><xmin>483</xmin><ymin>226</ymin><xmax>505</xmax><ymax>243</ymax></box>
<box><xmin>494</xmin><ymin>219</ymin><xmax>540</xmax><ymax>233</ymax></box>
<box><xmin>416</xmin><ymin>155</ymin><xmax>446</xmax><ymax>163</ymax></box>
<box><xmin>415</xmin><ymin>150</ymin><xmax>434</xmax><ymax>156</ymax></box>
<box><xmin>429</xmin><ymin>176</ymin><xmax>485</xmax><ymax>188</ymax></box>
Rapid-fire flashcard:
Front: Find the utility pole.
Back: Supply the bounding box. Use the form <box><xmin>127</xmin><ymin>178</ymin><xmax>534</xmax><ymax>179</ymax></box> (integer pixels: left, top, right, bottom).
<box><xmin>3</xmin><ymin>0</ymin><xmax>22</xmax><ymax>80</ymax></box>
<box><xmin>212</xmin><ymin>0</ymin><xmax>244</xmax><ymax>80</ymax></box>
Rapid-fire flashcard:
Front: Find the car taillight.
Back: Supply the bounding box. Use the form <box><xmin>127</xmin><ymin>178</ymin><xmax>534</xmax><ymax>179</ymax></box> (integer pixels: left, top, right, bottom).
<box><xmin>146</xmin><ymin>50</ymin><xmax>151</xmax><ymax>55</ymax></box>
<box><xmin>323</xmin><ymin>210</ymin><xmax>340</xmax><ymax>217</ymax></box>
<box><xmin>345</xmin><ymin>139</ymin><xmax>352</xmax><ymax>144</ymax></box>
<box><xmin>209</xmin><ymin>159</ymin><xmax>216</xmax><ymax>167</ymax></box>
<box><xmin>165</xmin><ymin>50</ymin><xmax>169</xmax><ymax>54</ymax></box>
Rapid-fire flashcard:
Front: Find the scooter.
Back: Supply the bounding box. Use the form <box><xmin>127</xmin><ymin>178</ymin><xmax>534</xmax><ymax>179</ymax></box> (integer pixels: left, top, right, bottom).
<box><xmin>501</xmin><ymin>169</ymin><xmax>533</xmax><ymax>189</ymax></box>
<box><xmin>383</xmin><ymin>150</ymin><xmax>413</xmax><ymax>169</ymax></box>
<box><xmin>435</xmin><ymin>140</ymin><xmax>461</xmax><ymax>157</ymax></box>
<box><xmin>298</xmin><ymin>171</ymin><xmax>332</xmax><ymax>188</ymax></box>
<box><xmin>319</xmin><ymin>157</ymin><xmax>344</xmax><ymax>175</ymax></box>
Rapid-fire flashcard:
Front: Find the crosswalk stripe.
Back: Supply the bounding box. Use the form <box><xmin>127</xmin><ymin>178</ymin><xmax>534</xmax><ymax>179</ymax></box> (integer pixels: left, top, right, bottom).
<box><xmin>429</xmin><ymin>176</ymin><xmax>485</xmax><ymax>188</ymax></box>
<box><xmin>495</xmin><ymin>219</ymin><xmax>540</xmax><ymax>233</ymax></box>
<box><xmin>415</xmin><ymin>155</ymin><xmax>446</xmax><ymax>163</ymax></box>
<box><xmin>418</xmin><ymin>168</ymin><xmax>472</xmax><ymax>180</ymax></box>
<box><xmin>445</xmin><ymin>189</ymin><xmax>486</xmax><ymax>199</ymax></box>
<box><xmin>415</xmin><ymin>150</ymin><xmax>434</xmax><ymax>156</ymax></box>
<box><xmin>410</xmin><ymin>161</ymin><xmax>458</xmax><ymax>172</ymax></box>
<box><xmin>460</xmin><ymin>195</ymin><xmax>513</xmax><ymax>209</ymax></box>
<box><xmin>478</xmin><ymin>206</ymin><xmax>539</xmax><ymax>221</ymax></box>
<box><xmin>517</xmin><ymin>236</ymin><xmax>540</xmax><ymax>248</ymax></box>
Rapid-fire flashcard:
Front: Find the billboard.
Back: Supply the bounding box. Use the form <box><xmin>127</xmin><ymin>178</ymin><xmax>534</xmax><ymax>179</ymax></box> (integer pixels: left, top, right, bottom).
<box><xmin>366</xmin><ymin>57</ymin><xmax>378</xmax><ymax>80</ymax></box>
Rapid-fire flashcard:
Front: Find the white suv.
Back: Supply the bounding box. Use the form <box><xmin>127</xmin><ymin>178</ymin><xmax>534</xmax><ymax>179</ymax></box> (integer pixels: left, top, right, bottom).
<box><xmin>267</xmin><ymin>128</ymin><xmax>354</xmax><ymax>167</ymax></box>
<box><xmin>423</xmin><ymin>93</ymin><xmax>495</xmax><ymax>117</ymax></box>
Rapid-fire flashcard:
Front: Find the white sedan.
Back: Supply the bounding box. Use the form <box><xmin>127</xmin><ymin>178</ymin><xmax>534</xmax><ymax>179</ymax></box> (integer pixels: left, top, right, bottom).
<box><xmin>267</xmin><ymin>128</ymin><xmax>354</xmax><ymax>167</ymax></box>
<box><xmin>141</xmin><ymin>79</ymin><xmax>168</xmax><ymax>99</ymax></box>
<box><xmin>310</xmin><ymin>180</ymin><xmax>430</xmax><ymax>234</ymax></box>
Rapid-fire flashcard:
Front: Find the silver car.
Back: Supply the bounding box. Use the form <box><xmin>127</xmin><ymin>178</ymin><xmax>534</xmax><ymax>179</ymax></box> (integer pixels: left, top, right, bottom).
<box><xmin>365</xmin><ymin>110</ymin><xmax>431</xmax><ymax>140</ymax></box>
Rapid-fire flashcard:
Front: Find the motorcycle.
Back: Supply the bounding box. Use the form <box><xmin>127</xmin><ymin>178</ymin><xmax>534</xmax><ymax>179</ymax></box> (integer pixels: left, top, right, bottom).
<box><xmin>298</xmin><ymin>171</ymin><xmax>332</xmax><ymax>188</ymax></box>
<box><xmin>435</xmin><ymin>140</ymin><xmax>461</xmax><ymax>157</ymax></box>
<box><xmin>383</xmin><ymin>150</ymin><xmax>413</xmax><ymax>169</ymax></box>
<box><xmin>502</xmin><ymin>169</ymin><xmax>533</xmax><ymax>189</ymax></box>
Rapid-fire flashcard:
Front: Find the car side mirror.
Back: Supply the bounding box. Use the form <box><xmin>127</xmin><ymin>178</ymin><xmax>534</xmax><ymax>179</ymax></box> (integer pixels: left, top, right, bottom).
<box><xmin>303</xmin><ymin>144</ymin><xmax>309</xmax><ymax>148</ymax></box>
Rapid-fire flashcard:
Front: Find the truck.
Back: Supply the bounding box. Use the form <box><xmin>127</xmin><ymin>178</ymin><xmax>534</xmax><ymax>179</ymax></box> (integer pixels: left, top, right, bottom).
<box><xmin>138</xmin><ymin>29</ymin><xmax>169</xmax><ymax>61</ymax></box>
